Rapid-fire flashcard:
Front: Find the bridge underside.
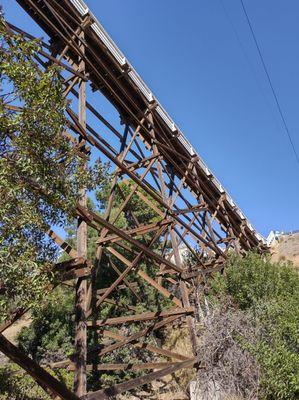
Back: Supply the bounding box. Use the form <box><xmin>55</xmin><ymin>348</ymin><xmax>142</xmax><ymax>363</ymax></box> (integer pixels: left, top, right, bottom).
<box><xmin>0</xmin><ymin>1</ymin><xmax>266</xmax><ymax>399</ymax></box>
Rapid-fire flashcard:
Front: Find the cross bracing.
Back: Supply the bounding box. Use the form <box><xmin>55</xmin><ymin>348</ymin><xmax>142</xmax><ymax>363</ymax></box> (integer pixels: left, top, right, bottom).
<box><xmin>0</xmin><ymin>1</ymin><xmax>267</xmax><ymax>399</ymax></box>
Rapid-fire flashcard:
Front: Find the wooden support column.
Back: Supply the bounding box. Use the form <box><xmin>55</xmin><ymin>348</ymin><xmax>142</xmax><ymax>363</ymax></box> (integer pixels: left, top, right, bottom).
<box><xmin>74</xmin><ymin>29</ymin><xmax>87</xmax><ymax>397</ymax></box>
<box><xmin>170</xmin><ymin>228</ymin><xmax>198</xmax><ymax>354</ymax></box>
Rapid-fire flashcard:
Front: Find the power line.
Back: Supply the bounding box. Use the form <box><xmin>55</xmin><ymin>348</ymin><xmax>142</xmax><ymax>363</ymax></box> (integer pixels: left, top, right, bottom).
<box><xmin>219</xmin><ymin>0</ymin><xmax>283</xmax><ymax>134</ymax></box>
<box><xmin>240</xmin><ymin>0</ymin><xmax>299</xmax><ymax>165</ymax></box>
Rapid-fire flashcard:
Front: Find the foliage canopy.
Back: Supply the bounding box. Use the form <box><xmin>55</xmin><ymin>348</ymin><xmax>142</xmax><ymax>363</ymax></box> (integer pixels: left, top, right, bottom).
<box><xmin>211</xmin><ymin>253</ymin><xmax>299</xmax><ymax>400</ymax></box>
<box><xmin>0</xmin><ymin>20</ymin><xmax>104</xmax><ymax>320</ymax></box>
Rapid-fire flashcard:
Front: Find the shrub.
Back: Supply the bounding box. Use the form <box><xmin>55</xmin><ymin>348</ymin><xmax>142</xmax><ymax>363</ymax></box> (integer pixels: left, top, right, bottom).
<box><xmin>208</xmin><ymin>253</ymin><xmax>299</xmax><ymax>399</ymax></box>
<box><xmin>0</xmin><ymin>364</ymin><xmax>50</xmax><ymax>400</ymax></box>
<box><xmin>17</xmin><ymin>286</ymin><xmax>74</xmax><ymax>364</ymax></box>
<box><xmin>225</xmin><ymin>253</ymin><xmax>299</xmax><ymax>309</ymax></box>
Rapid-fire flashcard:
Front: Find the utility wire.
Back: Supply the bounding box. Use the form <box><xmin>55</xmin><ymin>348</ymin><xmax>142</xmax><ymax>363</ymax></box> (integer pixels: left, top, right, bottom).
<box><xmin>219</xmin><ymin>0</ymin><xmax>281</xmax><ymax>131</ymax></box>
<box><xmin>240</xmin><ymin>0</ymin><xmax>299</xmax><ymax>165</ymax></box>
<box><xmin>219</xmin><ymin>0</ymin><xmax>283</xmax><ymax>134</ymax></box>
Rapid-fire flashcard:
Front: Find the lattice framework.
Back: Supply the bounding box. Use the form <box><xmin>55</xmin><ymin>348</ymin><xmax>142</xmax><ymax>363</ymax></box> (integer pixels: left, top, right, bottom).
<box><xmin>0</xmin><ymin>1</ymin><xmax>267</xmax><ymax>399</ymax></box>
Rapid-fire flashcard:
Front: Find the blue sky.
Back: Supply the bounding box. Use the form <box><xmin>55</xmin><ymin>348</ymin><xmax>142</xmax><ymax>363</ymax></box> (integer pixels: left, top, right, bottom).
<box><xmin>2</xmin><ymin>0</ymin><xmax>299</xmax><ymax>237</ymax></box>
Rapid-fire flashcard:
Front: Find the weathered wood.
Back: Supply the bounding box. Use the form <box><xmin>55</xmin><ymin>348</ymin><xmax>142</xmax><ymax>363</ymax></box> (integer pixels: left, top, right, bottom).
<box><xmin>101</xmin><ymin>330</ymin><xmax>189</xmax><ymax>361</ymax></box>
<box><xmin>89</xmin><ymin>315</ymin><xmax>182</xmax><ymax>358</ymax></box>
<box><xmin>62</xmin><ymin>267</ymin><xmax>91</xmax><ymax>281</ymax></box>
<box><xmin>97</xmin><ymin>219</ymin><xmax>170</xmax><ymax>245</ymax></box>
<box><xmin>84</xmin><ymin>358</ymin><xmax>197</xmax><ymax>399</ymax></box>
<box><xmin>68</xmin><ymin>362</ymin><xmax>179</xmax><ymax>371</ymax></box>
<box><xmin>77</xmin><ymin>204</ymin><xmax>184</xmax><ymax>274</ymax></box>
<box><xmin>73</xmin><ymin>29</ymin><xmax>87</xmax><ymax>397</ymax></box>
<box><xmin>54</xmin><ymin>257</ymin><xmax>91</xmax><ymax>281</ymax></box>
<box><xmin>106</xmin><ymin>246</ymin><xmax>182</xmax><ymax>307</ymax></box>
<box><xmin>55</xmin><ymin>257</ymin><xmax>88</xmax><ymax>271</ymax></box>
<box><xmin>0</xmin><ymin>334</ymin><xmax>79</xmax><ymax>400</ymax></box>
<box><xmin>87</xmin><ymin>307</ymin><xmax>194</xmax><ymax>328</ymax></box>
<box><xmin>47</xmin><ymin>229</ymin><xmax>78</xmax><ymax>258</ymax></box>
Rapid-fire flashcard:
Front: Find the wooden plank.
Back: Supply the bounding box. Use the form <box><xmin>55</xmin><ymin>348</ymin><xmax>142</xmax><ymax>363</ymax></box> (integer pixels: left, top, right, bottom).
<box><xmin>87</xmin><ymin>307</ymin><xmax>194</xmax><ymax>328</ymax></box>
<box><xmin>89</xmin><ymin>315</ymin><xmax>182</xmax><ymax>358</ymax></box>
<box><xmin>77</xmin><ymin>205</ymin><xmax>183</xmax><ymax>274</ymax></box>
<box><xmin>97</xmin><ymin>219</ymin><xmax>169</xmax><ymax>245</ymax></box>
<box><xmin>47</xmin><ymin>229</ymin><xmax>78</xmax><ymax>259</ymax></box>
<box><xmin>85</xmin><ymin>358</ymin><xmax>196</xmax><ymax>399</ymax></box>
<box><xmin>68</xmin><ymin>362</ymin><xmax>179</xmax><ymax>371</ymax></box>
<box><xmin>102</xmin><ymin>330</ymin><xmax>189</xmax><ymax>361</ymax></box>
<box><xmin>106</xmin><ymin>246</ymin><xmax>182</xmax><ymax>307</ymax></box>
<box><xmin>54</xmin><ymin>257</ymin><xmax>88</xmax><ymax>271</ymax></box>
<box><xmin>137</xmin><ymin>270</ymin><xmax>182</xmax><ymax>308</ymax></box>
<box><xmin>62</xmin><ymin>267</ymin><xmax>90</xmax><ymax>281</ymax></box>
<box><xmin>109</xmin><ymin>258</ymin><xmax>141</xmax><ymax>301</ymax></box>
<box><xmin>0</xmin><ymin>334</ymin><xmax>79</xmax><ymax>400</ymax></box>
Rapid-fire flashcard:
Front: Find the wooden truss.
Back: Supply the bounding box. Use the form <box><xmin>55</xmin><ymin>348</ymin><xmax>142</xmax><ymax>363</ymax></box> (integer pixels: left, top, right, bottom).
<box><xmin>0</xmin><ymin>1</ymin><xmax>267</xmax><ymax>399</ymax></box>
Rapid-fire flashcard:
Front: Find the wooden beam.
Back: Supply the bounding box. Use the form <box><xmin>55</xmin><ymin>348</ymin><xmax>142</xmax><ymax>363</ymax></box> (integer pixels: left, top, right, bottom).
<box><xmin>68</xmin><ymin>362</ymin><xmax>179</xmax><ymax>371</ymax></box>
<box><xmin>89</xmin><ymin>315</ymin><xmax>182</xmax><ymax>358</ymax></box>
<box><xmin>87</xmin><ymin>307</ymin><xmax>194</xmax><ymax>328</ymax></box>
<box><xmin>87</xmin><ymin>225</ymin><xmax>169</xmax><ymax>317</ymax></box>
<box><xmin>108</xmin><ymin>258</ymin><xmax>141</xmax><ymax>301</ymax></box>
<box><xmin>0</xmin><ymin>334</ymin><xmax>79</xmax><ymax>400</ymax></box>
<box><xmin>137</xmin><ymin>270</ymin><xmax>182</xmax><ymax>308</ymax></box>
<box><xmin>85</xmin><ymin>358</ymin><xmax>197</xmax><ymax>399</ymax></box>
<box><xmin>47</xmin><ymin>229</ymin><xmax>78</xmax><ymax>258</ymax></box>
<box><xmin>97</xmin><ymin>219</ymin><xmax>170</xmax><ymax>245</ymax></box>
<box><xmin>96</xmin><ymin>283</ymin><xmax>138</xmax><ymax>295</ymax></box>
<box><xmin>106</xmin><ymin>246</ymin><xmax>182</xmax><ymax>307</ymax></box>
<box><xmin>76</xmin><ymin>205</ymin><xmax>183</xmax><ymax>274</ymax></box>
<box><xmin>101</xmin><ymin>330</ymin><xmax>189</xmax><ymax>362</ymax></box>
<box><xmin>0</xmin><ymin>308</ymin><xmax>27</xmax><ymax>334</ymax></box>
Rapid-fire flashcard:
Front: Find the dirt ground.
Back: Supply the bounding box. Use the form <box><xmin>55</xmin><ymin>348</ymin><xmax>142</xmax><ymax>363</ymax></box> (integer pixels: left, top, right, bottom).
<box><xmin>2</xmin><ymin>312</ymin><xmax>32</xmax><ymax>345</ymax></box>
<box><xmin>271</xmin><ymin>232</ymin><xmax>299</xmax><ymax>268</ymax></box>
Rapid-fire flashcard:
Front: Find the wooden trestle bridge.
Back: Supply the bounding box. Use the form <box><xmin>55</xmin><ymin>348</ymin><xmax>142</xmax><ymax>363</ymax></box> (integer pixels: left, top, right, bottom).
<box><xmin>0</xmin><ymin>0</ymin><xmax>267</xmax><ymax>399</ymax></box>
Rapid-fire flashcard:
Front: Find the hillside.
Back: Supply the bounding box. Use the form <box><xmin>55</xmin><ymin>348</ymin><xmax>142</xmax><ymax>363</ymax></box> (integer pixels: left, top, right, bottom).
<box><xmin>271</xmin><ymin>232</ymin><xmax>299</xmax><ymax>268</ymax></box>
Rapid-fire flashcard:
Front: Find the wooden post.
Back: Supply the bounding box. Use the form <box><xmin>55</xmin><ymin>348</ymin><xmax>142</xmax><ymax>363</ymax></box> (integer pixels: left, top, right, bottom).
<box><xmin>74</xmin><ymin>29</ymin><xmax>87</xmax><ymax>397</ymax></box>
<box><xmin>170</xmin><ymin>228</ymin><xmax>198</xmax><ymax>354</ymax></box>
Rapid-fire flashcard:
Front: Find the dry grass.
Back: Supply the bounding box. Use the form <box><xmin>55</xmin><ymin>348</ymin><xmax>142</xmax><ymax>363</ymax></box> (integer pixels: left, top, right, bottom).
<box><xmin>271</xmin><ymin>232</ymin><xmax>299</xmax><ymax>268</ymax></box>
<box><xmin>194</xmin><ymin>301</ymin><xmax>260</xmax><ymax>400</ymax></box>
<box><xmin>2</xmin><ymin>312</ymin><xmax>32</xmax><ymax>345</ymax></box>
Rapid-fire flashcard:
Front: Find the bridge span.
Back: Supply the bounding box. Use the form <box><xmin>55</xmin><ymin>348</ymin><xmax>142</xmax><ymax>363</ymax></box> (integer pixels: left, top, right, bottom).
<box><xmin>0</xmin><ymin>1</ymin><xmax>267</xmax><ymax>398</ymax></box>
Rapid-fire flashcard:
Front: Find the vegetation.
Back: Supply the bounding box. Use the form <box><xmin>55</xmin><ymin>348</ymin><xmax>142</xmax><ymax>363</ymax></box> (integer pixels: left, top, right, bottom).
<box><xmin>0</xmin><ymin>18</ymin><xmax>106</xmax><ymax>321</ymax></box>
<box><xmin>205</xmin><ymin>253</ymin><xmax>299</xmax><ymax>400</ymax></box>
<box><xmin>0</xmin><ymin>11</ymin><xmax>298</xmax><ymax>400</ymax></box>
<box><xmin>0</xmin><ymin>17</ymin><xmax>102</xmax><ymax>399</ymax></box>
